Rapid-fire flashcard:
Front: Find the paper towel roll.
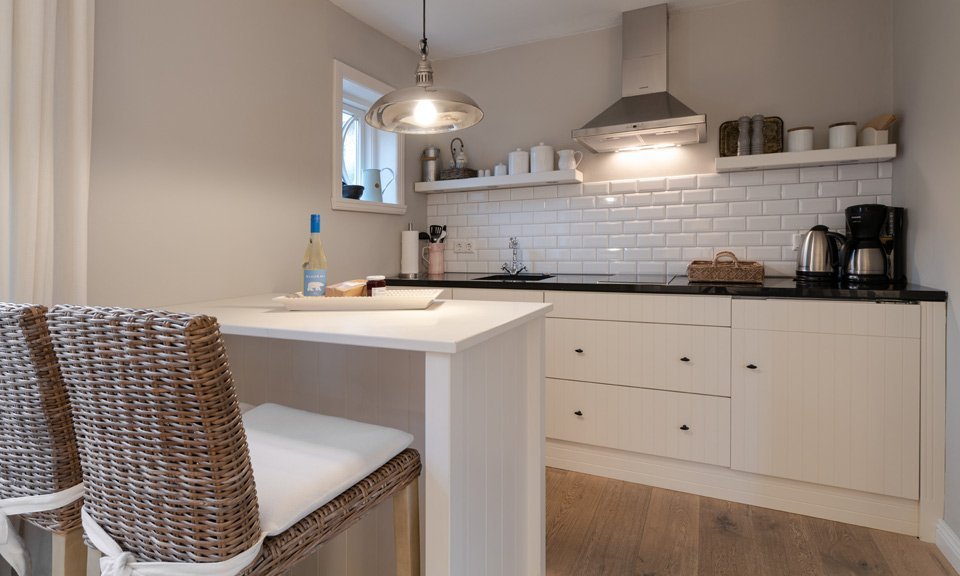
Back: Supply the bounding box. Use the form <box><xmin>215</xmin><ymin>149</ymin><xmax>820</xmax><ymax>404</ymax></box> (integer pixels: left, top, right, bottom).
<box><xmin>400</xmin><ymin>230</ymin><xmax>420</xmax><ymax>278</ymax></box>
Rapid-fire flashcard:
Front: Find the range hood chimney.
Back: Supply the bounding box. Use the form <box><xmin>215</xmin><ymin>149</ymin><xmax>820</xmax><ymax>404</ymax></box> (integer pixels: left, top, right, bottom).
<box><xmin>572</xmin><ymin>4</ymin><xmax>706</xmax><ymax>153</ymax></box>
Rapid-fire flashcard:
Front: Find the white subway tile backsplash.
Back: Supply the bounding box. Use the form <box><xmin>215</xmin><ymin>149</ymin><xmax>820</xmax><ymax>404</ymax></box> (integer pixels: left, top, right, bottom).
<box><xmin>652</xmin><ymin>219</ymin><xmax>682</xmax><ymax>233</ymax></box>
<box><xmin>819</xmin><ymin>180</ymin><xmax>857</xmax><ymax>197</ymax></box>
<box><xmin>798</xmin><ymin>198</ymin><xmax>836</xmax><ymax>214</ymax></box>
<box><xmin>594</xmin><ymin>222</ymin><xmax>621</xmax><ymax>236</ymax></box>
<box><xmin>569</xmin><ymin>222</ymin><xmax>595</xmax><ymax>235</ymax></box>
<box><xmin>653</xmin><ymin>191</ymin><xmax>682</xmax><ymax>205</ymax></box>
<box><xmin>698</xmin><ymin>173</ymin><xmax>730</xmax><ymax>188</ymax></box>
<box><xmin>667</xmin><ymin>175</ymin><xmax>697</xmax><ymax>189</ymax></box>
<box><xmin>637</xmin><ymin>178</ymin><xmax>666</xmax><ymax>192</ymax></box>
<box><xmin>682</xmin><ymin>189</ymin><xmax>713</xmax><ymax>203</ymax></box>
<box><xmin>747</xmin><ymin>185</ymin><xmax>781</xmax><ymax>200</ymax></box>
<box><xmin>838</xmin><ymin>163</ymin><xmax>877</xmax><ymax>181</ymax></box>
<box><xmin>763</xmin><ymin>200</ymin><xmax>799</xmax><ymax>215</ymax></box>
<box><xmin>876</xmin><ymin>195</ymin><xmax>892</xmax><ymax>205</ymax></box>
<box><xmin>730</xmin><ymin>171</ymin><xmax>764</xmax><ymax>186</ymax></box>
<box><xmin>746</xmin><ymin>216</ymin><xmax>781</xmax><ymax>230</ymax></box>
<box><xmin>435</xmin><ymin>169</ymin><xmax>890</xmax><ymax>276</ymax></box>
<box><xmin>781</xmin><ymin>183</ymin><xmax>819</xmax><ymax>199</ymax></box>
<box><xmin>697</xmin><ymin>203</ymin><xmax>729</xmax><ymax>218</ymax></box>
<box><xmin>666</xmin><ymin>204</ymin><xmax>697</xmax><ymax>219</ymax></box>
<box><xmin>763</xmin><ymin>169</ymin><xmax>800</xmax><ymax>185</ymax></box>
<box><xmin>610</xmin><ymin>180</ymin><xmax>637</xmax><ymax>194</ymax></box>
<box><xmin>800</xmin><ymin>165</ymin><xmax>837</xmax><ymax>183</ymax></box>
<box><xmin>583</xmin><ymin>182</ymin><xmax>609</xmax><ymax>196</ymax></box>
<box><xmin>781</xmin><ymin>214</ymin><xmax>818</xmax><ymax>230</ymax></box>
<box><xmin>624</xmin><ymin>221</ymin><xmax>652</xmax><ymax>234</ymax></box>
<box><xmin>682</xmin><ymin>219</ymin><xmax>712</xmax><ymax>233</ymax></box>
<box><xmin>713</xmin><ymin>217</ymin><xmax>747</xmax><ymax>232</ymax></box>
<box><xmin>729</xmin><ymin>202</ymin><xmax>762</xmax><ymax>217</ymax></box>
<box><xmin>714</xmin><ymin>187</ymin><xmax>747</xmax><ymax>202</ymax></box>
<box><xmin>859</xmin><ymin>178</ymin><xmax>892</xmax><ymax>196</ymax></box>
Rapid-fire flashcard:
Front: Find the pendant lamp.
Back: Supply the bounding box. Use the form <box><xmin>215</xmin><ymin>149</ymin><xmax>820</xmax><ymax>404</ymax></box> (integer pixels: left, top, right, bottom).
<box><xmin>364</xmin><ymin>0</ymin><xmax>483</xmax><ymax>134</ymax></box>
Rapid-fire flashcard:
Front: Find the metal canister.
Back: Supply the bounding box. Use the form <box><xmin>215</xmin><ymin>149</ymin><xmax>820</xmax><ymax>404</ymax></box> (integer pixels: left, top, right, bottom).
<box><xmin>421</xmin><ymin>146</ymin><xmax>440</xmax><ymax>182</ymax></box>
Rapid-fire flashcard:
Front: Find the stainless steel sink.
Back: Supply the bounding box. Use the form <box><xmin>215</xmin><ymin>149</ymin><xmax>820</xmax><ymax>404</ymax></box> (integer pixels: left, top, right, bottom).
<box><xmin>473</xmin><ymin>273</ymin><xmax>555</xmax><ymax>281</ymax></box>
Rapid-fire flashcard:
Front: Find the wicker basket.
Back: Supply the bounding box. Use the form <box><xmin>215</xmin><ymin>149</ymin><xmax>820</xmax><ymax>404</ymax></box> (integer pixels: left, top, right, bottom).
<box><xmin>439</xmin><ymin>168</ymin><xmax>478</xmax><ymax>180</ymax></box>
<box><xmin>687</xmin><ymin>251</ymin><xmax>764</xmax><ymax>284</ymax></box>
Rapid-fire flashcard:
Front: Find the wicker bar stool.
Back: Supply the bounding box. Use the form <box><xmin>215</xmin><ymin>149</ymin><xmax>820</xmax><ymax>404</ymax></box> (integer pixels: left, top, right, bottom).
<box><xmin>47</xmin><ymin>305</ymin><xmax>421</xmax><ymax>576</ymax></box>
<box><xmin>0</xmin><ymin>303</ymin><xmax>85</xmax><ymax>576</ymax></box>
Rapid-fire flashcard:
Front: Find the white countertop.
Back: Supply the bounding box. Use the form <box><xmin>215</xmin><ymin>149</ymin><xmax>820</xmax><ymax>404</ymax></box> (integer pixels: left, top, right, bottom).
<box><xmin>167</xmin><ymin>293</ymin><xmax>552</xmax><ymax>354</ymax></box>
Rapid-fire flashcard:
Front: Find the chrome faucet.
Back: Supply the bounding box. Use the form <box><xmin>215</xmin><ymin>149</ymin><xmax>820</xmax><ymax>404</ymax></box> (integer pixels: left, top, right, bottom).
<box><xmin>501</xmin><ymin>236</ymin><xmax>528</xmax><ymax>276</ymax></box>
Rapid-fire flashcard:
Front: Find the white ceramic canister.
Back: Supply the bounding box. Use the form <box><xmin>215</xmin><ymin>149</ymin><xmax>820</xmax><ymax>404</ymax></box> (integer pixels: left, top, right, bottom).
<box><xmin>494</xmin><ymin>162</ymin><xmax>507</xmax><ymax>176</ymax></box>
<box><xmin>557</xmin><ymin>149</ymin><xmax>583</xmax><ymax>170</ymax></box>
<box><xmin>530</xmin><ymin>142</ymin><xmax>554</xmax><ymax>173</ymax></box>
<box><xmin>508</xmin><ymin>148</ymin><xmax>530</xmax><ymax>175</ymax></box>
<box><xmin>828</xmin><ymin>122</ymin><xmax>857</xmax><ymax>149</ymax></box>
<box><xmin>786</xmin><ymin>126</ymin><xmax>814</xmax><ymax>152</ymax></box>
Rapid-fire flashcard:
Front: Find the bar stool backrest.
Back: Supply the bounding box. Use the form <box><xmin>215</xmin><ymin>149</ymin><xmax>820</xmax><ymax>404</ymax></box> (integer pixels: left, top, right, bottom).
<box><xmin>0</xmin><ymin>303</ymin><xmax>82</xmax><ymax>532</ymax></box>
<box><xmin>47</xmin><ymin>305</ymin><xmax>261</xmax><ymax>562</ymax></box>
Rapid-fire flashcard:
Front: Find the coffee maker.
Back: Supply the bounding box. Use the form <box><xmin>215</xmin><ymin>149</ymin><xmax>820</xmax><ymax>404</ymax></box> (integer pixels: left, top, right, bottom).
<box><xmin>840</xmin><ymin>204</ymin><xmax>889</xmax><ymax>285</ymax></box>
<box><xmin>881</xmin><ymin>207</ymin><xmax>907</xmax><ymax>285</ymax></box>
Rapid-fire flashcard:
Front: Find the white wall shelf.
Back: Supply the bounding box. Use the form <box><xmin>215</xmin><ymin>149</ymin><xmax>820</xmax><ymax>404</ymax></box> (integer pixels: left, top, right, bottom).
<box><xmin>413</xmin><ymin>169</ymin><xmax>583</xmax><ymax>193</ymax></box>
<box><xmin>714</xmin><ymin>144</ymin><xmax>896</xmax><ymax>173</ymax></box>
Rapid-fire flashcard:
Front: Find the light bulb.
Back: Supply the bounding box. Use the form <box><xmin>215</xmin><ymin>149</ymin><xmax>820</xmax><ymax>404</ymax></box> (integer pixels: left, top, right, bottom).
<box><xmin>413</xmin><ymin>99</ymin><xmax>438</xmax><ymax>126</ymax></box>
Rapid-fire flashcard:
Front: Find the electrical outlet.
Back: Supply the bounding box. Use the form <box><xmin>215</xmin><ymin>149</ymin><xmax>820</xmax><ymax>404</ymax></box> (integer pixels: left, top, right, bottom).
<box><xmin>792</xmin><ymin>233</ymin><xmax>803</xmax><ymax>251</ymax></box>
<box><xmin>453</xmin><ymin>240</ymin><xmax>465</xmax><ymax>253</ymax></box>
<box><xmin>453</xmin><ymin>239</ymin><xmax>476</xmax><ymax>254</ymax></box>
<box><xmin>464</xmin><ymin>240</ymin><xmax>475</xmax><ymax>254</ymax></box>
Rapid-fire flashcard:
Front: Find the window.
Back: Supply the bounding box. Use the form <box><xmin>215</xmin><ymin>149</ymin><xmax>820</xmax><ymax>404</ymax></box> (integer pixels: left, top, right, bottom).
<box><xmin>332</xmin><ymin>60</ymin><xmax>405</xmax><ymax>214</ymax></box>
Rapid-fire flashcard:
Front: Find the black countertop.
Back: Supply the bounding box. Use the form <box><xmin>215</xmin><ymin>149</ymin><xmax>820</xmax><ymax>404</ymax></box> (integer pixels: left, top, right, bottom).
<box><xmin>388</xmin><ymin>273</ymin><xmax>947</xmax><ymax>302</ymax></box>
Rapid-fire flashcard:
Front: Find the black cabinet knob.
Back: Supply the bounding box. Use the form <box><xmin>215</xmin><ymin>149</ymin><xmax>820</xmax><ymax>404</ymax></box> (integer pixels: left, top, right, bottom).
<box><xmin>574</xmin><ymin>348</ymin><xmax>584</xmax><ymax>354</ymax></box>
<box><xmin>746</xmin><ymin>364</ymin><xmax>757</xmax><ymax>370</ymax></box>
<box><xmin>680</xmin><ymin>356</ymin><xmax>690</xmax><ymax>362</ymax></box>
<box><xmin>574</xmin><ymin>410</ymin><xmax>583</xmax><ymax>416</ymax></box>
<box><xmin>680</xmin><ymin>424</ymin><xmax>690</xmax><ymax>431</ymax></box>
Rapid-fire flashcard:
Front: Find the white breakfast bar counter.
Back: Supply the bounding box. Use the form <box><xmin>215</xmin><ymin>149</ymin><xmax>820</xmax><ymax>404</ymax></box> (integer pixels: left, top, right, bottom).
<box><xmin>168</xmin><ymin>294</ymin><xmax>552</xmax><ymax>576</ymax></box>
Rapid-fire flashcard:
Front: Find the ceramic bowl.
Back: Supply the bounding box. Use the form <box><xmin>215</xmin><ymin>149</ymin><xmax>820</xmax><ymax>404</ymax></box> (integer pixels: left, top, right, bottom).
<box><xmin>342</xmin><ymin>184</ymin><xmax>364</xmax><ymax>199</ymax></box>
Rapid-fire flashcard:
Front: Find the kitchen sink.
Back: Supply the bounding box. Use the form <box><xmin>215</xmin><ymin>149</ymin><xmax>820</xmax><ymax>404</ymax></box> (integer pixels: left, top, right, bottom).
<box><xmin>474</xmin><ymin>273</ymin><xmax>554</xmax><ymax>281</ymax></box>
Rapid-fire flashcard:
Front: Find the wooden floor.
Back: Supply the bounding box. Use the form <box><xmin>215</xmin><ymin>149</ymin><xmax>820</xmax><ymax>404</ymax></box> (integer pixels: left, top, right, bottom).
<box><xmin>547</xmin><ymin>467</ymin><xmax>957</xmax><ymax>576</ymax></box>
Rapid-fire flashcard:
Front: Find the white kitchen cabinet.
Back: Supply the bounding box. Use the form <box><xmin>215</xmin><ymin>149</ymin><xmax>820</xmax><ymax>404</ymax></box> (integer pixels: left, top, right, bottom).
<box><xmin>546</xmin><ymin>291</ymin><xmax>730</xmax><ymax>326</ymax></box>
<box><xmin>450</xmin><ymin>288</ymin><xmax>544</xmax><ymax>303</ymax></box>
<box><xmin>546</xmin><ymin>378</ymin><xmax>730</xmax><ymax>467</ymax></box>
<box><xmin>731</xmin><ymin>300</ymin><xmax>921</xmax><ymax>500</ymax></box>
<box><xmin>546</xmin><ymin>318</ymin><xmax>730</xmax><ymax>396</ymax></box>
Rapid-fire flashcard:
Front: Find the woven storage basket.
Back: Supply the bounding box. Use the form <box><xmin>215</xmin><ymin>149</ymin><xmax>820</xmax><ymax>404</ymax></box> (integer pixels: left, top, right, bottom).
<box><xmin>687</xmin><ymin>251</ymin><xmax>764</xmax><ymax>284</ymax></box>
<box><xmin>439</xmin><ymin>168</ymin><xmax>478</xmax><ymax>180</ymax></box>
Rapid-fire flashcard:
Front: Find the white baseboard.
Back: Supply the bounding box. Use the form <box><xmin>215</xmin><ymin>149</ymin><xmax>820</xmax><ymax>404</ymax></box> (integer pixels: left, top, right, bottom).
<box><xmin>937</xmin><ymin>520</ymin><xmax>960</xmax><ymax>574</ymax></box>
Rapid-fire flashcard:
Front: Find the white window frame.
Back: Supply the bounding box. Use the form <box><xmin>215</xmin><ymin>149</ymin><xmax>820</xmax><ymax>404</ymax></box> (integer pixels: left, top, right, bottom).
<box><xmin>332</xmin><ymin>60</ymin><xmax>405</xmax><ymax>214</ymax></box>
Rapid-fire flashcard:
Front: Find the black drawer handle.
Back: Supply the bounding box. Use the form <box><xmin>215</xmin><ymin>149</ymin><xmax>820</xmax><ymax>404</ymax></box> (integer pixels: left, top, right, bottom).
<box><xmin>680</xmin><ymin>356</ymin><xmax>690</xmax><ymax>362</ymax></box>
<box><xmin>574</xmin><ymin>410</ymin><xmax>583</xmax><ymax>416</ymax></box>
<box><xmin>746</xmin><ymin>364</ymin><xmax>757</xmax><ymax>370</ymax></box>
<box><xmin>574</xmin><ymin>348</ymin><xmax>584</xmax><ymax>354</ymax></box>
<box><xmin>680</xmin><ymin>424</ymin><xmax>690</xmax><ymax>431</ymax></box>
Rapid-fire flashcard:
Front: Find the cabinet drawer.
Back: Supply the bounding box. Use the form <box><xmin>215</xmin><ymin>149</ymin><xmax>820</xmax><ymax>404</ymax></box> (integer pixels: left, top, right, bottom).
<box><xmin>546</xmin><ymin>318</ymin><xmax>731</xmax><ymax>396</ymax></box>
<box><xmin>546</xmin><ymin>291</ymin><xmax>731</xmax><ymax>326</ymax></box>
<box><xmin>732</xmin><ymin>298</ymin><xmax>920</xmax><ymax>338</ymax></box>
<box><xmin>450</xmin><ymin>288</ymin><xmax>543</xmax><ymax>302</ymax></box>
<box><xmin>546</xmin><ymin>378</ymin><xmax>731</xmax><ymax>467</ymax></box>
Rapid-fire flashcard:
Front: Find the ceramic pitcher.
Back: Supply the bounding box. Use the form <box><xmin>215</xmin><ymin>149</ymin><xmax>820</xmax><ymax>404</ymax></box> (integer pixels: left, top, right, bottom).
<box><xmin>361</xmin><ymin>168</ymin><xmax>395</xmax><ymax>202</ymax></box>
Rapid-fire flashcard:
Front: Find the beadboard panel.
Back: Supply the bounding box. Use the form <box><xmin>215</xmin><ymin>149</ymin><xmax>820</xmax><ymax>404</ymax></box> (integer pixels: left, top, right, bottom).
<box><xmin>731</xmin><ymin>329</ymin><xmax>920</xmax><ymax>500</ymax></box>
<box><xmin>546</xmin><ymin>291</ymin><xmax>731</xmax><ymax>326</ymax></box>
<box><xmin>547</xmin><ymin>318</ymin><xmax>731</xmax><ymax>396</ymax></box>
<box><xmin>732</xmin><ymin>298</ymin><xmax>921</xmax><ymax>338</ymax></box>
<box><xmin>221</xmin><ymin>335</ymin><xmax>426</xmax><ymax>576</ymax></box>
<box><xmin>450</xmin><ymin>288</ymin><xmax>544</xmax><ymax>302</ymax></box>
<box><xmin>546</xmin><ymin>378</ymin><xmax>731</xmax><ymax>467</ymax></box>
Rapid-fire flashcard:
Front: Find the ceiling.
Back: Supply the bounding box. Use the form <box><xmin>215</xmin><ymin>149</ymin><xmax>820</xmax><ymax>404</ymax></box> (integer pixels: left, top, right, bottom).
<box><xmin>330</xmin><ymin>0</ymin><xmax>742</xmax><ymax>61</ymax></box>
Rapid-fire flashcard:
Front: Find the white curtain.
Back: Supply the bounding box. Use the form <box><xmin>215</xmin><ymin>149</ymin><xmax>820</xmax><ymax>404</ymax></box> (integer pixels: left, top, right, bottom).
<box><xmin>0</xmin><ymin>0</ymin><xmax>94</xmax><ymax>306</ymax></box>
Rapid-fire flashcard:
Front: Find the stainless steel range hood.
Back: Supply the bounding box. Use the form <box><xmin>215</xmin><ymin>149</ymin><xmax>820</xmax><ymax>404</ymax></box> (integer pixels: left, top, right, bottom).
<box><xmin>573</xmin><ymin>4</ymin><xmax>706</xmax><ymax>153</ymax></box>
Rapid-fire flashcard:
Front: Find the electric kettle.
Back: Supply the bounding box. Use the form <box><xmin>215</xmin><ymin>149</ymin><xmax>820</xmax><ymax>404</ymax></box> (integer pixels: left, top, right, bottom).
<box><xmin>796</xmin><ymin>225</ymin><xmax>845</xmax><ymax>282</ymax></box>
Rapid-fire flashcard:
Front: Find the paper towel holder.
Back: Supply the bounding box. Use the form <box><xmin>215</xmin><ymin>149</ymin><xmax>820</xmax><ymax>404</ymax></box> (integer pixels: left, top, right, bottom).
<box><xmin>399</xmin><ymin>227</ymin><xmax>427</xmax><ymax>278</ymax></box>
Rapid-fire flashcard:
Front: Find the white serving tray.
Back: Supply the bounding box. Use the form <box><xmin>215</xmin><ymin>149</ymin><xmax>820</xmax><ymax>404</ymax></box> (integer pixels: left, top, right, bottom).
<box><xmin>273</xmin><ymin>289</ymin><xmax>444</xmax><ymax>311</ymax></box>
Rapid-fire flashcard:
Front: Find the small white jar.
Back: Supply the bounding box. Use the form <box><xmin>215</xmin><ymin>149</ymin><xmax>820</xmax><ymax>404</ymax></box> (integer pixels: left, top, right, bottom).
<box><xmin>828</xmin><ymin>122</ymin><xmax>857</xmax><ymax>149</ymax></box>
<box><xmin>530</xmin><ymin>142</ymin><xmax>554</xmax><ymax>173</ymax></box>
<box><xmin>507</xmin><ymin>148</ymin><xmax>529</xmax><ymax>175</ymax></box>
<box><xmin>786</xmin><ymin>126</ymin><xmax>814</xmax><ymax>152</ymax></box>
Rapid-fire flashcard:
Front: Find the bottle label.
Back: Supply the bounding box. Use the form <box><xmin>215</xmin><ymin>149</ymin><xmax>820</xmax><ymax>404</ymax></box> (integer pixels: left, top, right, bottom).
<box><xmin>303</xmin><ymin>269</ymin><xmax>327</xmax><ymax>296</ymax></box>
<box><xmin>370</xmin><ymin>286</ymin><xmax>387</xmax><ymax>297</ymax></box>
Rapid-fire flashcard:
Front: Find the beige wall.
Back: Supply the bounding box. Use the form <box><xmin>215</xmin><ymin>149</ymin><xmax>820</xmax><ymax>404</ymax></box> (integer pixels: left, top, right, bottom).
<box><xmin>88</xmin><ymin>0</ymin><xmax>424</xmax><ymax>307</ymax></box>
<box><xmin>431</xmin><ymin>0</ymin><xmax>892</xmax><ymax>180</ymax></box>
<box><xmin>892</xmin><ymin>0</ymin><xmax>960</xmax><ymax>534</ymax></box>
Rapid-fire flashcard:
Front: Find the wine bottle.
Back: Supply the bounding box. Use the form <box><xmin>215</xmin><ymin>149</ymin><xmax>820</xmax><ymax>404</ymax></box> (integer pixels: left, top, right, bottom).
<box><xmin>302</xmin><ymin>214</ymin><xmax>328</xmax><ymax>296</ymax></box>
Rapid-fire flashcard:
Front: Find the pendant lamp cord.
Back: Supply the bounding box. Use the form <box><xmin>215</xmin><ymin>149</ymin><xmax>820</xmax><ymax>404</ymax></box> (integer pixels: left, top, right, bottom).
<box><xmin>420</xmin><ymin>0</ymin><xmax>428</xmax><ymax>57</ymax></box>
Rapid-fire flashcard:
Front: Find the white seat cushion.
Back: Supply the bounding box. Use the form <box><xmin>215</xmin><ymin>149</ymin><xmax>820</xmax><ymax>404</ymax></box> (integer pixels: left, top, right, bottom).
<box><xmin>242</xmin><ymin>403</ymin><xmax>414</xmax><ymax>536</ymax></box>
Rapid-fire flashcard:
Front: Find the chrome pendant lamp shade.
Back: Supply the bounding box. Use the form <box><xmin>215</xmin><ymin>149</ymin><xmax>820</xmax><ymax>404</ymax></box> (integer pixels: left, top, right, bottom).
<box><xmin>364</xmin><ymin>0</ymin><xmax>482</xmax><ymax>134</ymax></box>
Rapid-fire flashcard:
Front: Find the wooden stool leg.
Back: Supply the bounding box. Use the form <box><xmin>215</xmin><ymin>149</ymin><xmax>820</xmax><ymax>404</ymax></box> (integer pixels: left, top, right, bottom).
<box><xmin>85</xmin><ymin>547</ymin><xmax>101</xmax><ymax>576</ymax></box>
<box><xmin>51</xmin><ymin>528</ymin><xmax>86</xmax><ymax>576</ymax></box>
<box><xmin>393</xmin><ymin>477</ymin><xmax>420</xmax><ymax>576</ymax></box>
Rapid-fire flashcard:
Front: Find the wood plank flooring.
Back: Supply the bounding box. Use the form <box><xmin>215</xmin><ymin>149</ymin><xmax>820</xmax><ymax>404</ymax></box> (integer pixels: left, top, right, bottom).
<box><xmin>546</xmin><ymin>467</ymin><xmax>957</xmax><ymax>576</ymax></box>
